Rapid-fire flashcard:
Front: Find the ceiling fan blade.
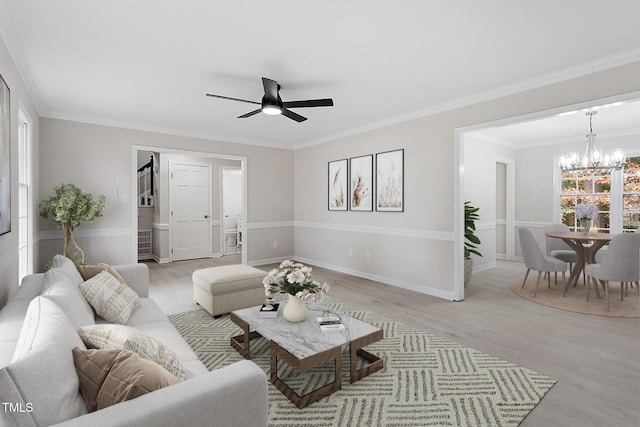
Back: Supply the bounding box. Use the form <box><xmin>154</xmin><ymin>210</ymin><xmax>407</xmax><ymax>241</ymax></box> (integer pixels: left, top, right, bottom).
<box><xmin>262</xmin><ymin>77</ymin><xmax>280</xmax><ymax>101</ymax></box>
<box><xmin>281</xmin><ymin>108</ymin><xmax>307</xmax><ymax>122</ymax></box>
<box><xmin>205</xmin><ymin>93</ymin><xmax>260</xmax><ymax>105</ymax></box>
<box><xmin>283</xmin><ymin>98</ymin><xmax>334</xmax><ymax>109</ymax></box>
<box><xmin>237</xmin><ymin>108</ymin><xmax>262</xmax><ymax>119</ymax></box>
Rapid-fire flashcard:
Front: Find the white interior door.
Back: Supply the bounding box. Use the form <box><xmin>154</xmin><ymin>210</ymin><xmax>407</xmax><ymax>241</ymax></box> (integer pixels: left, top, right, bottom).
<box><xmin>170</xmin><ymin>162</ymin><xmax>211</xmax><ymax>261</ymax></box>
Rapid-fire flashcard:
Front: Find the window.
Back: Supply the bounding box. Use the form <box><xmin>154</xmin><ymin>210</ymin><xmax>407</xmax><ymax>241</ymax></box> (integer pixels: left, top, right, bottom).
<box><xmin>18</xmin><ymin>110</ymin><xmax>32</xmax><ymax>283</ymax></box>
<box><xmin>622</xmin><ymin>156</ymin><xmax>640</xmax><ymax>232</ymax></box>
<box><xmin>560</xmin><ymin>169</ymin><xmax>612</xmax><ymax>232</ymax></box>
<box><xmin>558</xmin><ymin>154</ymin><xmax>640</xmax><ymax>234</ymax></box>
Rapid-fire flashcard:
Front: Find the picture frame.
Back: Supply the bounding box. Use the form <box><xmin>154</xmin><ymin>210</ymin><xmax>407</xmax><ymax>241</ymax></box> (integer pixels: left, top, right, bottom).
<box><xmin>376</xmin><ymin>149</ymin><xmax>404</xmax><ymax>212</ymax></box>
<box><xmin>328</xmin><ymin>159</ymin><xmax>348</xmax><ymax>211</ymax></box>
<box><xmin>349</xmin><ymin>154</ymin><xmax>373</xmax><ymax>211</ymax></box>
<box><xmin>0</xmin><ymin>74</ymin><xmax>10</xmax><ymax>235</ymax></box>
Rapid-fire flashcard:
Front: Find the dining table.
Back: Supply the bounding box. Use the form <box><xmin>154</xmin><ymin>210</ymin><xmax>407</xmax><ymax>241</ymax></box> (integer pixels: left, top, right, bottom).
<box><xmin>543</xmin><ymin>230</ymin><xmax>613</xmax><ymax>297</ymax></box>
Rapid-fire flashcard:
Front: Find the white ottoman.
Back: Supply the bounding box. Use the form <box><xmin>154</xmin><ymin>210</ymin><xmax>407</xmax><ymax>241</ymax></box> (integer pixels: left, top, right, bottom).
<box><xmin>193</xmin><ymin>264</ymin><xmax>267</xmax><ymax>317</ymax></box>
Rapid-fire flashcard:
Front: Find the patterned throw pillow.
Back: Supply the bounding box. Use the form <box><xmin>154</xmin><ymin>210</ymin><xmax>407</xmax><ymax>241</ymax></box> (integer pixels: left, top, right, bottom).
<box><xmin>79</xmin><ymin>271</ymin><xmax>140</xmax><ymax>324</ymax></box>
<box><xmin>78</xmin><ymin>324</ymin><xmax>187</xmax><ymax>381</ymax></box>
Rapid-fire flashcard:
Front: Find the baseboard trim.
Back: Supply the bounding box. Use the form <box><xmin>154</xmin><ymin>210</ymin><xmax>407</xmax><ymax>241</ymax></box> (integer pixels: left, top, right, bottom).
<box><xmin>293</xmin><ymin>255</ymin><xmax>456</xmax><ymax>301</ymax></box>
<box><xmin>248</xmin><ymin>256</ymin><xmax>293</xmax><ymax>267</ymax></box>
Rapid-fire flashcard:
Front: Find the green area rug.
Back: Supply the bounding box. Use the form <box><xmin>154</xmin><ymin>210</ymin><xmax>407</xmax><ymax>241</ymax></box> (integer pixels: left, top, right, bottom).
<box><xmin>169</xmin><ymin>300</ymin><xmax>556</xmax><ymax>426</ymax></box>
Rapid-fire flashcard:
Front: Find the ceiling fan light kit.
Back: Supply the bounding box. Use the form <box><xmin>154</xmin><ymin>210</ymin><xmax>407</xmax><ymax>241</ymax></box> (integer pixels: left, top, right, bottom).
<box><xmin>206</xmin><ymin>77</ymin><xmax>333</xmax><ymax>122</ymax></box>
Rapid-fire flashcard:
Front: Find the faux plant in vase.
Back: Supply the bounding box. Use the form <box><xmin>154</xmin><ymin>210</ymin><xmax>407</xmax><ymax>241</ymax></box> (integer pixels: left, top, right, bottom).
<box><xmin>464</xmin><ymin>201</ymin><xmax>482</xmax><ymax>287</ymax></box>
<box><xmin>39</xmin><ymin>183</ymin><xmax>106</xmax><ymax>265</ymax></box>
<box><xmin>262</xmin><ymin>260</ymin><xmax>330</xmax><ymax>322</ymax></box>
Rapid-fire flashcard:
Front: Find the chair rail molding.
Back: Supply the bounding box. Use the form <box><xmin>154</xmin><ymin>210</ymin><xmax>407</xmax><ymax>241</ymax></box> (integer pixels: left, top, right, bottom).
<box><xmin>293</xmin><ymin>221</ymin><xmax>454</xmax><ymax>241</ymax></box>
<box><xmin>38</xmin><ymin>228</ymin><xmax>132</xmax><ymax>240</ymax></box>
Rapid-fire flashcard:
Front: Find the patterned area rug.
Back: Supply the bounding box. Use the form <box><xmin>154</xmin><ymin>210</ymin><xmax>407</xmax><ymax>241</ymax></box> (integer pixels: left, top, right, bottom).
<box><xmin>169</xmin><ymin>300</ymin><xmax>556</xmax><ymax>426</ymax></box>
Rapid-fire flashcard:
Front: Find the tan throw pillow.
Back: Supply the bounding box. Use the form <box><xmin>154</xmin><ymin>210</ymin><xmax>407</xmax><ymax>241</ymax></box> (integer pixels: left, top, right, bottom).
<box><xmin>77</xmin><ymin>263</ymin><xmax>127</xmax><ymax>284</ymax></box>
<box><xmin>72</xmin><ymin>347</ymin><xmax>179</xmax><ymax>412</ymax></box>
<box><xmin>79</xmin><ymin>271</ymin><xmax>140</xmax><ymax>324</ymax></box>
<box><xmin>78</xmin><ymin>324</ymin><xmax>187</xmax><ymax>381</ymax></box>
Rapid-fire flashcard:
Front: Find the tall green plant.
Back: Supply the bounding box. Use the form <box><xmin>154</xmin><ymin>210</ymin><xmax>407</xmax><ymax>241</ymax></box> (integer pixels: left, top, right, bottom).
<box><xmin>464</xmin><ymin>201</ymin><xmax>482</xmax><ymax>259</ymax></box>
<box><xmin>39</xmin><ymin>183</ymin><xmax>106</xmax><ymax>264</ymax></box>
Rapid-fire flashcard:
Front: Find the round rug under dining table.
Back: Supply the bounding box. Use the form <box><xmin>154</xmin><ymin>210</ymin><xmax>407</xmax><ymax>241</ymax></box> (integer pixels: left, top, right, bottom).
<box><xmin>512</xmin><ymin>275</ymin><xmax>640</xmax><ymax>318</ymax></box>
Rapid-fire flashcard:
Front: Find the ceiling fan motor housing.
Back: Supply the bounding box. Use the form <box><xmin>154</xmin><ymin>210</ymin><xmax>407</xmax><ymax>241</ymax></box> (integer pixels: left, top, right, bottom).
<box><xmin>261</xmin><ymin>93</ymin><xmax>283</xmax><ymax>115</ymax></box>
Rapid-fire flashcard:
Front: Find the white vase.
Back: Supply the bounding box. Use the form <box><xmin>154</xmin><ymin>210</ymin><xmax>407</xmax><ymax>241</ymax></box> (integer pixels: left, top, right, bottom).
<box><xmin>282</xmin><ymin>294</ymin><xmax>308</xmax><ymax>322</ymax></box>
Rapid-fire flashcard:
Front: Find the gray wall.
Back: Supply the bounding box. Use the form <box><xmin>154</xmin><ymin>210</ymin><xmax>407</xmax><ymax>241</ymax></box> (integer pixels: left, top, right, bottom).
<box><xmin>36</xmin><ymin>118</ymin><xmax>294</xmax><ymax>269</ymax></box>
<box><xmin>293</xmin><ymin>62</ymin><xmax>640</xmax><ymax>300</ymax></box>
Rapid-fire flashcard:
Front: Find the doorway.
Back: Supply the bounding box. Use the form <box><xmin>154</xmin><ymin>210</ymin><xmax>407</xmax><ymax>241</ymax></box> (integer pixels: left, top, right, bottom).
<box><xmin>221</xmin><ymin>167</ymin><xmax>243</xmax><ymax>255</ymax></box>
<box><xmin>132</xmin><ymin>146</ymin><xmax>248</xmax><ymax>266</ymax></box>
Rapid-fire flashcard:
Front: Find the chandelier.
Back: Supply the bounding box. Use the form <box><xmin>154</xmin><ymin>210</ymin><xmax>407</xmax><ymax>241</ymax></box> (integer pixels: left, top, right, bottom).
<box><xmin>559</xmin><ymin>111</ymin><xmax>625</xmax><ymax>173</ymax></box>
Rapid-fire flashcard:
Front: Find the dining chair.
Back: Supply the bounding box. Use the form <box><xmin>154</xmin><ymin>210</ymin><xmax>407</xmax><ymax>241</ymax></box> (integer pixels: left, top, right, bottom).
<box><xmin>544</xmin><ymin>223</ymin><xmax>579</xmax><ymax>283</ymax></box>
<box><xmin>519</xmin><ymin>227</ymin><xmax>568</xmax><ymax>296</ymax></box>
<box><xmin>584</xmin><ymin>232</ymin><xmax>640</xmax><ymax>312</ymax></box>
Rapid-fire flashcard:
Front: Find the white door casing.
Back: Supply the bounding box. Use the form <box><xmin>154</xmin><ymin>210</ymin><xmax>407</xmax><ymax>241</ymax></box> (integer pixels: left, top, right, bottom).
<box><xmin>170</xmin><ymin>162</ymin><xmax>211</xmax><ymax>261</ymax></box>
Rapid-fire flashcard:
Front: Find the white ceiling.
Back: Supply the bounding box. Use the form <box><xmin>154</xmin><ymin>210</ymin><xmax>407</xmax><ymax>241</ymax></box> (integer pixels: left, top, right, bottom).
<box><xmin>469</xmin><ymin>98</ymin><xmax>640</xmax><ymax>148</ymax></box>
<box><xmin>1</xmin><ymin>0</ymin><xmax>639</xmax><ymax>149</ymax></box>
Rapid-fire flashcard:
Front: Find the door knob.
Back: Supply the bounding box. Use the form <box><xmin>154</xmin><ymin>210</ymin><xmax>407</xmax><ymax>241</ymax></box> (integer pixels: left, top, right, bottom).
<box><xmin>204</xmin><ymin>215</ymin><xmax>209</xmax><ymax>219</ymax></box>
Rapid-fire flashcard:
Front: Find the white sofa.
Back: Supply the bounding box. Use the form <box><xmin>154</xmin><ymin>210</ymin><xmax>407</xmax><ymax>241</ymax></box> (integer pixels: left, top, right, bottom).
<box><xmin>0</xmin><ymin>256</ymin><xmax>268</xmax><ymax>427</ymax></box>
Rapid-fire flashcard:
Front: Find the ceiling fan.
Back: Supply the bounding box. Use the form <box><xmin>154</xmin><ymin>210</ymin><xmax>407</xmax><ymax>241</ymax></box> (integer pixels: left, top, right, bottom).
<box><xmin>206</xmin><ymin>77</ymin><xmax>333</xmax><ymax>122</ymax></box>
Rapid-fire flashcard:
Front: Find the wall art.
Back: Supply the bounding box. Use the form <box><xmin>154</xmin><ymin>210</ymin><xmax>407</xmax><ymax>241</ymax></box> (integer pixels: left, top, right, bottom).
<box><xmin>376</xmin><ymin>149</ymin><xmax>404</xmax><ymax>212</ymax></box>
<box><xmin>328</xmin><ymin>158</ymin><xmax>348</xmax><ymax>211</ymax></box>
<box><xmin>0</xmin><ymin>74</ymin><xmax>10</xmax><ymax>235</ymax></box>
<box><xmin>349</xmin><ymin>154</ymin><xmax>373</xmax><ymax>211</ymax></box>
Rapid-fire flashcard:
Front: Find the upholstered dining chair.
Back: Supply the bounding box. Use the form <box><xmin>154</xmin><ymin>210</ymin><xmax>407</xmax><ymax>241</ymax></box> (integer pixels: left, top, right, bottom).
<box><xmin>544</xmin><ymin>223</ymin><xmax>579</xmax><ymax>283</ymax></box>
<box><xmin>519</xmin><ymin>227</ymin><xmax>568</xmax><ymax>297</ymax></box>
<box><xmin>584</xmin><ymin>232</ymin><xmax>640</xmax><ymax>312</ymax></box>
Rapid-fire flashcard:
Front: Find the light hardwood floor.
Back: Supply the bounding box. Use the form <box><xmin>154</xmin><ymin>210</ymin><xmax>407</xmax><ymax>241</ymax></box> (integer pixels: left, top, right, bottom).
<box><xmin>146</xmin><ymin>256</ymin><xmax>640</xmax><ymax>427</ymax></box>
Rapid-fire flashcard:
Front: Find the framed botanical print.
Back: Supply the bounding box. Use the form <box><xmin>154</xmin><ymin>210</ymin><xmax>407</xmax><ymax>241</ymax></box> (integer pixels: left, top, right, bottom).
<box><xmin>328</xmin><ymin>159</ymin><xmax>348</xmax><ymax>211</ymax></box>
<box><xmin>0</xmin><ymin>74</ymin><xmax>10</xmax><ymax>235</ymax></box>
<box><xmin>376</xmin><ymin>149</ymin><xmax>404</xmax><ymax>212</ymax></box>
<box><xmin>349</xmin><ymin>154</ymin><xmax>373</xmax><ymax>211</ymax></box>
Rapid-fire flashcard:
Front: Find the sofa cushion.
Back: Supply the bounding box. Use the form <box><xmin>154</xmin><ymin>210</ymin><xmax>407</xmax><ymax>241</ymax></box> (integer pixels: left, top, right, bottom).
<box><xmin>77</xmin><ymin>263</ymin><xmax>127</xmax><ymax>284</ymax></box>
<box><xmin>80</xmin><ymin>271</ymin><xmax>140</xmax><ymax>324</ymax></box>
<box><xmin>78</xmin><ymin>324</ymin><xmax>186</xmax><ymax>381</ymax></box>
<box><xmin>1</xmin><ymin>296</ymin><xmax>89</xmax><ymax>426</ymax></box>
<box><xmin>12</xmin><ymin>296</ymin><xmax>86</xmax><ymax>363</ymax></box>
<box><xmin>0</xmin><ymin>348</ymin><xmax>90</xmax><ymax>427</ymax></box>
<box><xmin>72</xmin><ymin>347</ymin><xmax>179</xmax><ymax>412</ymax></box>
<box><xmin>51</xmin><ymin>254</ymin><xmax>85</xmax><ymax>287</ymax></box>
<box><xmin>41</xmin><ymin>268</ymin><xmax>95</xmax><ymax>330</ymax></box>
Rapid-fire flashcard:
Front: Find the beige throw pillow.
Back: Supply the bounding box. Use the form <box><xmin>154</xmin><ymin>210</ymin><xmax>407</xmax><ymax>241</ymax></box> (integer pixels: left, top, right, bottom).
<box><xmin>77</xmin><ymin>263</ymin><xmax>127</xmax><ymax>284</ymax></box>
<box><xmin>78</xmin><ymin>324</ymin><xmax>187</xmax><ymax>381</ymax></box>
<box><xmin>72</xmin><ymin>347</ymin><xmax>179</xmax><ymax>412</ymax></box>
<box><xmin>79</xmin><ymin>271</ymin><xmax>140</xmax><ymax>324</ymax></box>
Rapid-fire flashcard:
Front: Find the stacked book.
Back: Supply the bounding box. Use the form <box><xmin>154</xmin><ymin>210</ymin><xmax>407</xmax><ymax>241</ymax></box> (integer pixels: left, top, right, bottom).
<box><xmin>257</xmin><ymin>303</ymin><xmax>279</xmax><ymax>318</ymax></box>
<box><xmin>317</xmin><ymin>314</ymin><xmax>345</xmax><ymax>331</ymax></box>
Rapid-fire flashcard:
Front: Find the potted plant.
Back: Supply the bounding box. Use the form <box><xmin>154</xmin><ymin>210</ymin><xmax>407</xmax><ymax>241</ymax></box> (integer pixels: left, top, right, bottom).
<box><xmin>39</xmin><ymin>183</ymin><xmax>106</xmax><ymax>264</ymax></box>
<box><xmin>464</xmin><ymin>201</ymin><xmax>482</xmax><ymax>286</ymax></box>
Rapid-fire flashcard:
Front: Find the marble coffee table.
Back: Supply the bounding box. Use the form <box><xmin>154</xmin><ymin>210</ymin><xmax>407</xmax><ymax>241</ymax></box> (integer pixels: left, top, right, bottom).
<box><xmin>230</xmin><ymin>301</ymin><xmax>383</xmax><ymax>408</ymax></box>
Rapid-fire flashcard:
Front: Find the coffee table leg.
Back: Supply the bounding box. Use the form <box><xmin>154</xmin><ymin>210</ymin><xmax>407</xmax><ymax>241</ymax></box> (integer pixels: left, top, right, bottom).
<box><xmin>350</xmin><ymin>331</ymin><xmax>384</xmax><ymax>384</ymax></box>
<box><xmin>270</xmin><ymin>342</ymin><xmax>341</xmax><ymax>409</ymax></box>
<box><xmin>230</xmin><ymin>312</ymin><xmax>261</xmax><ymax>359</ymax></box>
